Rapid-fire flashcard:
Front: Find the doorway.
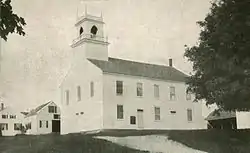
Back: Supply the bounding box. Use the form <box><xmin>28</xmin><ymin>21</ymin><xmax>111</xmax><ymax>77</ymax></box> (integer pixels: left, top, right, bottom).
<box><xmin>52</xmin><ymin>120</ymin><xmax>60</xmax><ymax>133</ymax></box>
<box><xmin>137</xmin><ymin>109</ymin><xmax>144</xmax><ymax>129</ymax></box>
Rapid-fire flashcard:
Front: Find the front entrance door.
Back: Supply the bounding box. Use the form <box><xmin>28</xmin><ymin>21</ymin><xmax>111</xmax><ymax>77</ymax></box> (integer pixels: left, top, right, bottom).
<box><xmin>137</xmin><ymin>109</ymin><xmax>144</xmax><ymax>129</ymax></box>
<box><xmin>52</xmin><ymin>120</ymin><xmax>60</xmax><ymax>133</ymax></box>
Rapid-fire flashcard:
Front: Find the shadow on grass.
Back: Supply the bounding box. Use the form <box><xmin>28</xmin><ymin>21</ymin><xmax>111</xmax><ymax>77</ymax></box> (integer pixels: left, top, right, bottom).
<box><xmin>0</xmin><ymin>134</ymin><xmax>149</xmax><ymax>153</ymax></box>
<box><xmin>167</xmin><ymin>129</ymin><xmax>250</xmax><ymax>153</ymax></box>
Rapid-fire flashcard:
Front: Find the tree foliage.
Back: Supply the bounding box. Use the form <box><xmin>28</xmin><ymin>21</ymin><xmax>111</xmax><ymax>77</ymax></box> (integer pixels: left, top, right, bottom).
<box><xmin>184</xmin><ymin>0</ymin><xmax>250</xmax><ymax>111</ymax></box>
<box><xmin>0</xmin><ymin>0</ymin><xmax>26</xmax><ymax>41</ymax></box>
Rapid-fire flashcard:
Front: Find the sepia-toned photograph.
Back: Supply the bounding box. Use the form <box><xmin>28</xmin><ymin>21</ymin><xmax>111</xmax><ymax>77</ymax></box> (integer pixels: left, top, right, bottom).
<box><xmin>0</xmin><ymin>0</ymin><xmax>250</xmax><ymax>152</ymax></box>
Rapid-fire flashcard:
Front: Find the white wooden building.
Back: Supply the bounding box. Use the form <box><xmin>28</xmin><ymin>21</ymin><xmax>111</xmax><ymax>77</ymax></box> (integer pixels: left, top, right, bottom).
<box><xmin>0</xmin><ymin>103</ymin><xmax>24</xmax><ymax>136</ymax></box>
<box><xmin>24</xmin><ymin>101</ymin><xmax>61</xmax><ymax>135</ymax></box>
<box><xmin>59</xmin><ymin>10</ymin><xmax>206</xmax><ymax>135</ymax></box>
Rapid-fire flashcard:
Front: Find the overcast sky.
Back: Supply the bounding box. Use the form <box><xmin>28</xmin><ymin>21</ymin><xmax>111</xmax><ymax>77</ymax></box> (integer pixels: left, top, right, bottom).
<box><xmin>0</xmin><ymin>0</ymin><xmax>211</xmax><ymax>111</ymax></box>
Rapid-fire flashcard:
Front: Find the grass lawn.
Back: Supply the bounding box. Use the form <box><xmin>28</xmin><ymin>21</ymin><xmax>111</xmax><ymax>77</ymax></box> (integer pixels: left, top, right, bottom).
<box><xmin>0</xmin><ymin>134</ymin><xmax>149</xmax><ymax>153</ymax></box>
<box><xmin>167</xmin><ymin>129</ymin><xmax>250</xmax><ymax>153</ymax></box>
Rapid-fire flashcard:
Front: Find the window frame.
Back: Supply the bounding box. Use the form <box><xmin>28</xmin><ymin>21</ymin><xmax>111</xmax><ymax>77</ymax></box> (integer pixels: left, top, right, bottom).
<box><xmin>116</xmin><ymin>80</ymin><xmax>123</xmax><ymax>95</ymax></box>
<box><xmin>187</xmin><ymin>109</ymin><xmax>193</xmax><ymax>122</ymax></box>
<box><xmin>130</xmin><ymin>116</ymin><xmax>136</xmax><ymax>125</ymax></box>
<box><xmin>154</xmin><ymin>107</ymin><xmax>161</xmax><ymax>121</ymax></box>
<box><xmin>90</xmin><ymin>82</ymin><xmax>94</xmax><ymax>97</ymax></box>
<box><xmin>65</xmin><ymin>90</ymin><xmax>70</xmax><ymax>105</ymax></box>
<box><xmin>117</xmin><ymin>105</ymin><xmax>124</xmax><ymax>119</ymax></box>
<box><xmin>77</xmin><ymin>86</ymin><xmax>81</xmax><ymax>101</ymax></box>
<box><xmin>169</xmin><ymin>86</ymin><xmax>176</xmax><ymax>100</ymax></box>
<box><xmin>154</xmin><ymin>84</ymin><xmax>160</xmax><ymax>98</ymax></box>
<box><xmin>39</xmin><ymin>120</ymin><xmax>42</xmax><ymax>128</ymax></box>
<box><xmin>136</xmin><ymin>82</ymin><xmax>143</xmax><ymax>97</ymax></box>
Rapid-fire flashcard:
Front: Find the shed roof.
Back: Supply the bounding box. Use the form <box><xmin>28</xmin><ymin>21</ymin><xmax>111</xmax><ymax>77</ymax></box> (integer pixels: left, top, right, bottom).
<box><xmin>205</xmin><ymin>109</ymin><xmax>236</xmax><ymax>121</ymax></box>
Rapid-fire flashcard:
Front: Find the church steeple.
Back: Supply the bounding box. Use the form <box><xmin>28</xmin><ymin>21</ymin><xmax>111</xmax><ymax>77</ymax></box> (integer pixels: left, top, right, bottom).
<box><xmin>72</xmin><ymin>5</ymin><xmax>109</xmax><ymax>61</ymax></box>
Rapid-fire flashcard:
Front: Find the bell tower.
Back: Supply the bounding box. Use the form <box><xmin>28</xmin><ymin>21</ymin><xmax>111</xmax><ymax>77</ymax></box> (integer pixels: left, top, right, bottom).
<box><xmin>71</xmin><ymin>6</ymin><xmax>109</xmax><ymax>61</ymax></box>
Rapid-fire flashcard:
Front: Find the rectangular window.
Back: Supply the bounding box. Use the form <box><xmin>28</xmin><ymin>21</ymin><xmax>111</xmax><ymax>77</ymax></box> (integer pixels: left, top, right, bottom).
<box><xmin>170</xmin><ymin>111</ymin><xmax>176</xmax><ymax>114</ymax></box>
<box><xmin>186</xmin><ymin>91</ymin><xmax>191</xmax><ymax>101</ymax></box>
<box><xmin>54</xmin><ymin>114</ymin><xmax>60</xmax><ymax>119</ymax></box>
<box><xmin>26</xmin><ymin>123</ymin><xmax>31</xmax><ymax>130</ymax></box>
<box><xmin>39</xmin><ymin>120</ymin><xmax>42</xmax><ymax>128</ymax></box>
<box><xmin>10</xmin><ymin>115</ymin><xmax>16</xmax><ymax>119</ymax></box>
<box><xmin>117</xmin><ymin>105</ymin><xmax>124</xmax><ymax>119</ymax></box>
<box><xmin>187</xmin><ymin>109</ymin><xmax>193</xmax><ymax>121</ymax></box>
<box><xmin>170</xmin><ymin>86</ymin><xmax>176</xmax><ymax>100</ymax></box>
<box><xmin>154</xmin><ymin>107</ymin><xmax>161</xmax><ymax>121</ymax></box>
<box><xmin>48</xmin><ymin>106</ymin><xmax>57</xmax><ymax>113</ymax></box>
<box><xmin>46</xmin><ymin>121</ymin><xmax>48</xmax><ymax>128</ymax></box>
<box><xmin>137</xmin><ymin>83</ymin><xmax>143</xmax><ymax>97</ymax></box>
<box><xmin>2</xmin><ymin>115</ymin><xmax>8</xmax><ymax>119</ymax></box>
<box><xmin>65</xmin><ymin>90</ymin><xmax>69</xmax><ymax>105</ymax></box>
<box><xmin>130</xmin><ymin>116</ymin><xmax>136</xmax><ymax>125</ymax></box>
<box><xmin>14</xmin><ymin>123</ymin><xmax>22</xmax><ymax>131</ymax></box>
<box><xmin>1</xmin><ymin>123</ymin><xmax>8</xmax><ymax>130</ymax></box>
<box><xmin>77</xmin><ymin>86</ymin><xmax>81</xmax><ymax>101</ymax></box>
<box><xmin>154</xmin><ymin>84</ymin><xmax>159</xmax><ymax>98</ymax></box>
<box><xmin>90</xmin><ymin>82</ymin><xmax>94</xmax><ymax>97</ymax></box>
<box><xmin>116</xmin><ymin>81</ymin><xmax>123</xmax><ymax>95</ymax></box>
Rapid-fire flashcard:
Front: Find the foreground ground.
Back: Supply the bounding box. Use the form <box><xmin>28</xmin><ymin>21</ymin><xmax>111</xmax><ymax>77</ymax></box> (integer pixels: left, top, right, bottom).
<box><xmin>0</xmin><ymin>134</ymin><xmax>148</xmax><ymax>153</ymax></box>
<box><xmin>93</xmin><ymin>129</ymin><xmax>250</xmax><ymax>153</ymax></box>
<box><xmin>1</xmin><ymin>129</ymin><xmax>250</xmax><ymax>153</ymax></box>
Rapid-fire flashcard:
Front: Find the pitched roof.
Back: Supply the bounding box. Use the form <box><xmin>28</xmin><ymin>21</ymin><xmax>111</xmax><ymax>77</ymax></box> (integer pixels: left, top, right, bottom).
<box><xmin>25</xmin><ymin>101</ymin><xmax>52</xmax><ymax>117</ymax></box>
<box><xmin>205</xmin><ymin>109</ymin><xmax>236</xmax><ymax>121</ymax></box>
<box><xmin>88</xmin><ymin>58</ymin><xmax>188</xmax><ymax>82</ymax></box>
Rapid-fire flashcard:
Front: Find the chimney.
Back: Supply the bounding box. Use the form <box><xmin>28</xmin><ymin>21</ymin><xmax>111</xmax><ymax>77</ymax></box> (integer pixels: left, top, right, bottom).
<box><xmin>169</xmin><ymin>58</ymin><xmax>173</xmax><ymax>67</ymax></box>
<box><xmin>1</xmin><ymin>103</ymin><xmax>4</xmax><ymax>110</ymax></box>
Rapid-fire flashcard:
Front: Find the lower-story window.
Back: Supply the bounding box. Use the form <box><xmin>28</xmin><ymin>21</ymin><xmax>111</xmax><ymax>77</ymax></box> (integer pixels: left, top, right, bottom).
<box><xmin>130</xmin><ymin>116</ymin><xmax>136</xmax><ymax>125</ymax></box>
<box><xmin>1</xmin><ymin>123</ymin><xmax>8</xmax><ymax>130</ymax></box>
<box><xmin>39</xmin><ymin>120</ymin><xmax>42</xmax><ymax>128</ymax></box>
<box><xmin>46</xmin><ymin>121</ymin><xmax>48</xmax><ymax>128</ymax></box>
<box><xmin>14</xmin><ymin>123</ymin><xmax>22</xmax><ymax>131</ymax></box>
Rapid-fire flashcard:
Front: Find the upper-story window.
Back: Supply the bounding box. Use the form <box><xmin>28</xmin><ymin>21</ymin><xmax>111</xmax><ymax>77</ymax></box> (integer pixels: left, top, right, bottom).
<box><xmin>91</xmin><ymin>25</ymin><xmax>98</xmax><ymax>36</ymax></box>
<box><xmin>10</xmin><ymin>115</ymin><xmax>16</xmax><ymax>119</ymax></box>
<box><xmin>186</xmin><ymin>91</ymin><xmax>192</xmax><ymax>101</ymax></box>
<box><xmin>137</xmin><ymin>83</ymin><xmax>143</xmax><ymax>97</ymax></box>
<box><xmin>116</xmin><ymin>81</ymin><xmax>123</xmax><ymax>95</ymax></box>
<box><xmin>77</xmin><ymin>86</ymin><xmax>81</xmax><ymax>101</ymax></box>
<box><xmin>79</xmin><ymin>27</ymin><xmax>83</xmax><ymax>35</ymax></box>
<box><xmin>90</xmin><ymin>82</ymin><xmax>94</xmax><ymax>97</ymax></box>
<box><xmin>2</xmin><ymin>114</ymin><xmax>8</xmax><ymax>119</ymax></box>
<box><xmin>170</xmin><ymin>86</ymin><xmax>176</xmax><ymax>100</ymax></box>
<box><xmin>65</xmin><ymin>90</ymin><xmax>69</xmax><ymax>105</ymax></box>
<box><xmin>154</xmin><ymin>84</ymin><xmax>159</xmax><ymax>98</ymax></box>
<box><xmin>48</xmin><ymin>106</ymin><xmax>57</xmax><ymax>113</ymax></box>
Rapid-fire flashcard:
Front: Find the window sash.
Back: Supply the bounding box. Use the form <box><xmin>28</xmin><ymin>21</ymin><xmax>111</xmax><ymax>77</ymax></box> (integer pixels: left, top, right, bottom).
<box><xmin>186</xmin><ymin>92</ymin><xmax>191</xmax><ymax>100</ymax></box>
<box><xmin>65</xmin><ymin>90</ymin><xmax>69</xmax><ymax>105</ymax></box>
<box><xmin>77</xmin><ymin>86</ymin><xmax>81</xmax><ymax>101</ymax></box>
<box><xmin>154</xmin><ymin>107</ymin><xmax>161</xmax><ymax>120</ymax></box>
<box><xmin>154</xmin><ymin>84</ymin><xmax>159</xmax><ymax>98</ymax></box>
<box><xmin>46</xmin><ymin>121</ymin><xmax>48</xmax><ymax>128</ymax></box>
<box><xmin>116</xmin><ymin>81</ymin><xmax>123</xmax><ymax>95</ymax></box>
<box><xmin>130</xmin><ymin>116</ymin><xmax>136</xmax><ymax>124</ymax></box>
<box><xmin>137</xmin><ymin>83</ymin><xmax>143</xmax><ymax>96</ymax></box>
<box><xmin>187</xmin><ymin>109</ymin><xmax>193</xmax><ymax>121</ymax></box>
<box><xmin>14</xmin><ymin>123</ymin><xmax>22</xmax><ymax>131</ymax></box>
<box><xmin>39</xmin><ymin>121</ymin><xmax>42</xmax><ymax>128</ymax></box>
<box><xmin>117</xmin><ymin>105</ymin><xmax>124</xmax><ymax>119</ymax></box>
<box><xmin>90</xmin><ymin>82</ymin><xmax>94</xmax><ymax>97</ymax></box>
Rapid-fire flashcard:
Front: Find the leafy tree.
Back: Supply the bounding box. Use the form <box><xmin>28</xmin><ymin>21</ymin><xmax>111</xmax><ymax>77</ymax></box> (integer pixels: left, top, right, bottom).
<box><xmin>184</xmin><ymin>0</ymin><xmax>250</xmax><ymax>111</ymax></box>
<box><xmin>0</xmin><ymin>0</ymin><xmax>26</xmax><ymax>41</ymax></box>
